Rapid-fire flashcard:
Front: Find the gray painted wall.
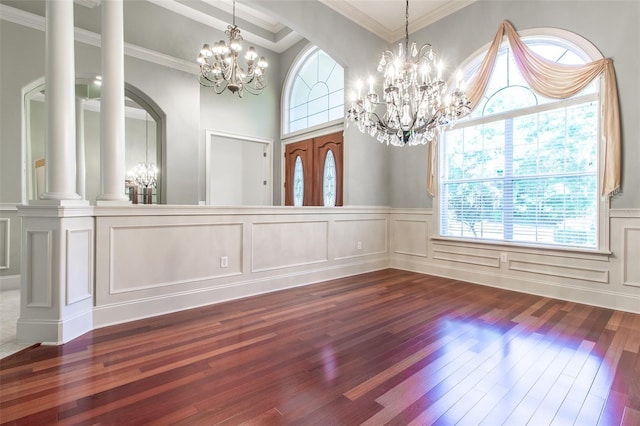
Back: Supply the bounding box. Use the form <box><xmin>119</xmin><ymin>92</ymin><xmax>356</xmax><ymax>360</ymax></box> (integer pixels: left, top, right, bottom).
<box><xmin>258</xmin><ymin>0</ymin><xmax>392</xmax><ymax>206</ymax></box>
<box><xmin>387</xmin><ymin>0</ymin><xmax>640</xmax><ymax>209</ymax></box>
<box><xmin>199</xmin><ymin>47</ymin><xmax>281</xmax><ymax>205</ymax></box>
<box><xmin>2</xmin><ymin>0</ymin><xmax>638</xmax><ymax>280</ymax></box>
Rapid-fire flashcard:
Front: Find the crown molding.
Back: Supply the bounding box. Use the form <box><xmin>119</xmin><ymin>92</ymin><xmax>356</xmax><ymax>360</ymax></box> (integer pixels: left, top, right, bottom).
<box><xmin>389</xmin><ymin>1</ymin><xmax>476</xmax><ymax>42</ymax></box>
<box><xmin>0</xmin><ymin>4</ymin><xmax>198</xmax><ymax>75</ymax></box>
<box><xmin>320</xmin><ymin>0</ymin><xmax>475</xmax><ymax>43</ymax></box>
<box><xmin>201</xmin><ymin>0</ymin><xmax>285</xmax><ymax>33</ymax></box>
<box><xmin>147</xmin><ymin>0</ymin><xmax>302</xmax><ymax>53</ymax></box>
<box><xmin>320</xmin><ymin>0</ymin><xmax>395</xmax><ymax>42</ymax></box>
<box><xmin>0</xmin><ymin>3</ymin><xmax>45</xmax><ymax>31</ymax></box>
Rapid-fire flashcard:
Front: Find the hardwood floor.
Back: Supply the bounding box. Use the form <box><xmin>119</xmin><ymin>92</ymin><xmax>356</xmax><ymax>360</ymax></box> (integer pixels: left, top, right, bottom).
<box><xmin>1</xmin><ymin>269</ymin><xmax>639</xmax><ymax>425</ymax></box>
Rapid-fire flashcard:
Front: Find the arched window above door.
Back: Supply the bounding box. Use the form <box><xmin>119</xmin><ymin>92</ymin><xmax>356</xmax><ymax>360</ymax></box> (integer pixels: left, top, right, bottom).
<box><xmin>283</xmin><ymin>46</ymin><xmax>344</xmax><ymax>135</ymax></box>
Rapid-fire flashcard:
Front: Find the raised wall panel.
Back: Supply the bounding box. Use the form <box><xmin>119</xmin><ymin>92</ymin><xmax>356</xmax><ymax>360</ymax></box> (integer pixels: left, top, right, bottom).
<box><xmin>433</xmin><ymin>245</ymin><xmax>500</xmax><ymax>268</ymax></box>
<box><xmin>334</xmin><ymin>218</ymin><xmax>387</xmax><ymax>260</ymax></box>
<box><xmin>66</xmin><ymin>229</ymin><xmax>93</xmax><ymax>305</ymax></box>
<box><xmin>393</xmin><ymin>219</ymin><xmax>428</xmax><ymax>257</ymax></box>
<box><xmin>252</xmin><ymin>221</ymin><xmax>328</xmax><ymax>272</ymax></box>
<box><xmin>509</xmin><ymin>259</ymin><xmax>609</xmax><ymax>283</ymax></box>
<box><xmin>110</xmin><ymin>223</ymin><xmax>243</xmax><ymax>293</ymax></box>
<box><xmin>0</xmin><ymin>218</ymin><xmax>8</xmax><ymax>269</ymax></box>
<box><xmin>25</xmin><ymin>230</ymin><xmax>52</xmax><ymax>307</ymax></box>
<box><xmin>623</xmin><ymin>227</ymin><xmax>640</xmax><ymax>287</ymax></box>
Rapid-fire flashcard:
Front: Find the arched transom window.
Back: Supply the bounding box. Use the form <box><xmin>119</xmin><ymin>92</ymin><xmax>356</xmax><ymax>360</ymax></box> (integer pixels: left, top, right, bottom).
<box><xmin>284</xmin><ymin>47</ymin><xmax>344</xmax><ymax>135</ymax></box>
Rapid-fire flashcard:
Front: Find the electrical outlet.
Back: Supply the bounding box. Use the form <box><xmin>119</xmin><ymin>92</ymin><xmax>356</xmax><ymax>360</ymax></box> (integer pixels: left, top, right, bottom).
<box><xmin>220</xmin><ymin>256</ymin><xmax>228</xmax><ymax>268</ymax></box>
<box><xmin>500</xmin><ymin>252</ymin><xmax>508</xmax><ymax>263</ymax></box>
<box><xmin>357</xmin><ymin>241</ymin><xmax>362</xmax><ymax>250</ymax></box>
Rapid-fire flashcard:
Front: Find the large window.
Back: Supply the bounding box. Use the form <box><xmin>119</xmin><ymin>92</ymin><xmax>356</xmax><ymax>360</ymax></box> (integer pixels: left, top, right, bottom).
<box><xmin>284</xmin><ymin>46</ymin><xmax>344</xmax><ymax>135</ymax></box>
<box><xmin>440</xmin><ymin>35</ymin><xmax>601</xmax><ymax>249</ymax></box>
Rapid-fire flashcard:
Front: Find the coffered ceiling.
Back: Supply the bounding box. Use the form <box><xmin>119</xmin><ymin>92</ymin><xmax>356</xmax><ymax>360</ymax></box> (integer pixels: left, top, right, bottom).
<box><xmin>96</xmin><ymin>0</ymin><xmax>474</xmax><ymax>52</ymax></box>
<box><xmin>0</xmin><ymin>0</ymin><xmax>475</xmax><ymax>55</ymax></box>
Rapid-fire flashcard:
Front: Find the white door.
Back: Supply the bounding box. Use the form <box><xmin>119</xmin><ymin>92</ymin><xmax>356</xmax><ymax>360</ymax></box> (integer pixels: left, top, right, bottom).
<box><xmin>206</xmin><ymin>131</ymin><xmax>272</xmax><ymax>206</ymax></box>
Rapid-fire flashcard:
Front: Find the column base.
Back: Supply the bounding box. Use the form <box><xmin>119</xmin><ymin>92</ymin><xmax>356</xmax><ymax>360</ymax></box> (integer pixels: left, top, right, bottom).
<box><xmin>96</xmin><ymin>193</ymin><xmax>130</xmax><ymax>206</ymax></box>
<box><xmin>17</xmin><ymin>308</ymin><xmax>93</xmax><ymax>345</ymax></box>
<box><xmin>41</xmin><ymin>191</ymin><xmax>82</xmax><ymax>199</ymax></box>
<box><xmin>18</xmin><ymin>208</ymin><xmax>95</xmax><ymax>346</ymax></box>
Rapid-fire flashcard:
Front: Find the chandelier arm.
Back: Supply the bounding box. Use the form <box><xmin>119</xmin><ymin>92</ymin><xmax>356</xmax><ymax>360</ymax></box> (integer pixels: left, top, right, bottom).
<box><xmin>381</xmin><ymin>50</ymin><xmax>395</xmax><ymax>58</ymax></box>
<box><xmin>417</xmin><ymin>44</ymin><xmax>434</xmax><ymax>60</ymax></box>
<box><xmin>199</xmin><ymin>74</ymin><xmax>217</xmax><ymax>86</ymax></box>
<box><xmin>410</xmin><ymin>113</ymin><xmax>440</xmax><ymax>134</ymax></box>
<box><xmin>213</xmin><ymin>80</ymin><xmax>228</xmax><ymax>94</ymax></box>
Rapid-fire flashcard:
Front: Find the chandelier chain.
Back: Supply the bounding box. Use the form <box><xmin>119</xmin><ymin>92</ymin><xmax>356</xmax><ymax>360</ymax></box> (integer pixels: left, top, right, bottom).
<box><xmin>405</xmin><ymin>0</ymin><xmax>409</xmax><ymax>55</ymax></box>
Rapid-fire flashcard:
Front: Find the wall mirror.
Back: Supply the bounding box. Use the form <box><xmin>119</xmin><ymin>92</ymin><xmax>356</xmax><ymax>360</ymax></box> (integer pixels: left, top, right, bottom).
<box><xmin>23</xmin><ymin>78</ymin><xmax>163</xmax><ymax>204</ymax></box>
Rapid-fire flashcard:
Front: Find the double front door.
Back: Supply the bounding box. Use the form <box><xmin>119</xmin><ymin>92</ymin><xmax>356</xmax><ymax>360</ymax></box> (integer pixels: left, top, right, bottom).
<box><xmin>284</xmin><ymin>131</ymin><xmax>343</xmax><ymax>206</ymax></box>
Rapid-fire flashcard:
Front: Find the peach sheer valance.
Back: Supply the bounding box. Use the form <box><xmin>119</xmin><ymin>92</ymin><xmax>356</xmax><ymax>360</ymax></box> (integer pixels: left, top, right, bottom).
<box><xmin>428</xmin><ymin>20</ymin><xmax>621</xmax><ymax>198</ymax></box>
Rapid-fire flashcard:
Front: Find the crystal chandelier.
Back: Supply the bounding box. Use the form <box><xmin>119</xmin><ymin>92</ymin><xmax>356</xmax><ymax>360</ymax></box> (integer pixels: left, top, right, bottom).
<box><xmin>196</xmin><ymin>0</ymin><xmax>268</xmax><ymax>97</ymax></box>
<box><xmin>129</xmin><ymin>113</ymin><xmax>157</xmax><ymax>189</ymax></box>
<box><xmin>347</xmin><ymin>0</ymin><xmax>470</xmax><ymax>146</ymax></box>
<box><xmin>131</xmin><ymin>162</ymin><xmax>157</xmax><ymax>188</ymax></box>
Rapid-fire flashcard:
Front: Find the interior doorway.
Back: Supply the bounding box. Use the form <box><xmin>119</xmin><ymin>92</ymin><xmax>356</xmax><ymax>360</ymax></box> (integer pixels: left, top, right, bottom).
<box><xmin>205</xmin><ymin>130</ymin><xmax>273</xmax><ymax>206</ymax></box>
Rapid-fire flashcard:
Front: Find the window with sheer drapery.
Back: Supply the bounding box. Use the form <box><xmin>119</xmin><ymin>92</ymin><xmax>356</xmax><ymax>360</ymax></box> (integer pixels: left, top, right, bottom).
<box><xmin>436</xmin><ymin>21</ymin><xmax>620</xmax><ymax>249</ymax></box>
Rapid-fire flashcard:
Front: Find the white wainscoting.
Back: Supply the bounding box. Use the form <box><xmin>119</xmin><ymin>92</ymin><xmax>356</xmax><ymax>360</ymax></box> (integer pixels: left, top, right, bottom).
<box><xmin>0</xmin><ymin>218</ymin><xmax>9</xmax><ymax>270</ymax></box>
<box><xmin>252</xmin><ymin>220</ymin><xmax>329</xmax><ymax>272</ymax></box>
<box><xmin>0</xmin><ymin>204</ymin><xmax>21</xmax><ymax>289</ymax></box>
<box><xmin>11</xmin><ymin>205</ymin><xmax>640</xmax><ymax>343</ymax></box>
<box><xmin>0</xmin><ymin>275</ymin><xmax>20</xmax><ymax>291</ymax></box>
<box><xmin>25</xmin><ymin>229</ymin><xmax>52</xmax><ymax>308</ymax></box>
<box><xmin>93</xmin><ymin>206</ymin><xmax>390</xmax><ymax>328</ymax></box>
<box><xmin>391</xmin><ymin>209</ymin><xmax>640</xmax><ymax>314</ymax></box>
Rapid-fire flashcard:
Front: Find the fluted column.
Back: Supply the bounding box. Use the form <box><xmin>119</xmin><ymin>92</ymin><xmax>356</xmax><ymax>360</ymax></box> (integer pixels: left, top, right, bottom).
<box><xmin>76</xmin><ymin>97</ymin><xmax>86</xmax><ymax>199</ymax></box>
<box><xmin>97</xmin><ymin>0</ymin><xmax>129</xmax><ymax>204</ymax></box>
<box><xmin>41</xmin><ymin>0</ymin><xmax>81</xmax><ymax>201</ymax></box>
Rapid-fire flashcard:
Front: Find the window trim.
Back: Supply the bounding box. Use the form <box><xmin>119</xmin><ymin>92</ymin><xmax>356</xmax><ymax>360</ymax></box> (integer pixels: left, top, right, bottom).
<box><xmin>281</xmin><ymin>44</ymin><xmax>345</xmax><ymax>138</ymax></box>
<box><xmin>434</xmin><ymin>27</ymin><xmax>610</xmax><ymax>253</ymax></box>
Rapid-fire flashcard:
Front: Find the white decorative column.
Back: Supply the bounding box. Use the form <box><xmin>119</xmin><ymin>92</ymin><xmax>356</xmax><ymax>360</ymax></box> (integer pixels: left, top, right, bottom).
<box><xmin>17</xmin><ymin>0</ymin><xmax>94</xmax><ymax>346</ymax></box>
<box><xmin>97</xmin><ymin>0</ymin><xmax>129</xmax><ymax>205</ymax></box>
<box><xmin>41</xmin><ymin>0</ymin><xmax>81</xmax><ymax>202</ymax></box>
<box><xmin>76</xmin><ymin>97</ymin><xmax>86</xmax><ymax>199</ymax></box>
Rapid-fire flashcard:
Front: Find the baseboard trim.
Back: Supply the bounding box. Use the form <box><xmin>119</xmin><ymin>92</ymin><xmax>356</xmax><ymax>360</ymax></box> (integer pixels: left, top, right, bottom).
<box><xmin>391</xmin><ymin>257</ymin><xmax>640</xmax><ymax>314</ymax></box>
<box><xmin>0</xmin><ymin>275</ymin><xmax>20</xmax><ymax>291</ymax></box>
<box><xmin>93</xmin><ymin>258</ymin><xmax>389</xmax><ymax>329</ymax></box>
<box><xmin>16</xmin><ymin>308</ymin><xmax>93</xmax><ymax>345</ymax></box>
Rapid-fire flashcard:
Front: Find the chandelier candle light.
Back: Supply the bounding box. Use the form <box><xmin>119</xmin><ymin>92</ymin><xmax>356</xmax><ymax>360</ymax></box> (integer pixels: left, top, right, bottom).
<box><xmin>128</xmin><ymin>113</ymin><xmax>157</xmax><ymax>204</ymax></box>
<box><xmin>197</xmin><ymin>0</ymin><xmax>268</xmax><ymax>97</ymax></box>
<box><xmin>347</xmin><ymin>0</ymin><xmax>470</xmax><ymax>146</ymax></box>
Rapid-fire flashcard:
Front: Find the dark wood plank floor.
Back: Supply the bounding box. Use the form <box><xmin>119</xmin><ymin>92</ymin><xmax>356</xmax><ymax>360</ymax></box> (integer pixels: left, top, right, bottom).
<box><xmin>1</xmin><ymin>269</ymin><xmax>639</xmax><ymax>425</ymax></box>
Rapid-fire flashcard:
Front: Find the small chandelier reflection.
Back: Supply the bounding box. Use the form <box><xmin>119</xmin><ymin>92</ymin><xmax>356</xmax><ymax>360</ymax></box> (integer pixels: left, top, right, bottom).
<box><xmin>196</xmin><ymin>0</ymin><xmax>268</xmax><ymax>97</ymax></box>
<box><xmin>347</xmin><ymin>0</ymin><xmax>470</xmax><ymax>146</ymax></box>
<box><xmin>128</xmin><ymin>112</ymin><xmax>157</xmax><ymax>204</ymax></box>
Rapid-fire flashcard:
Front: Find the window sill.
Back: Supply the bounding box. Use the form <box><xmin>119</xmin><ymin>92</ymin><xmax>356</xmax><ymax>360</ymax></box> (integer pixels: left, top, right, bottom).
<box><xmin>429</xmin><ymin>236</ymin><xmax>612</xmax><ymax>260</ymax></box>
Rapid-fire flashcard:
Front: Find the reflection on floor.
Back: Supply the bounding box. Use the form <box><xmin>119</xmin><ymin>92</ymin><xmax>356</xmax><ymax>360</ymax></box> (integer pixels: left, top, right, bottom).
<box><xmin>0</xmin><ymin>290</ymin><xmax>33</xmax><ymax>359</ymax></box>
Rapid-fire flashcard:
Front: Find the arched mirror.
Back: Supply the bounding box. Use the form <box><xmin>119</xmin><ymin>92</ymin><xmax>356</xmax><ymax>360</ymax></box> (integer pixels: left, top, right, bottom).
<box><xmin>24</xmin><ymin>78</ymin><xmax>163</xmax><ymax>204</ymax></box>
